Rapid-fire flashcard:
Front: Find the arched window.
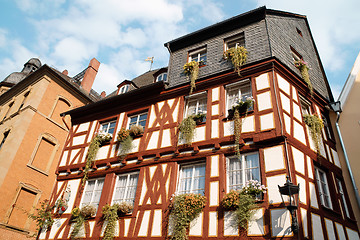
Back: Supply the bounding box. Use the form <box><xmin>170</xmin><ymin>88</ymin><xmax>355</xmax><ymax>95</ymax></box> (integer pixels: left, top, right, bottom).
<box><xmin>156</xmin><ymin>73</ymin><xmax>167</xmax><ymax>82</ymax></box>
<box><xmin>50</xmin><ymin>96</ymin><xmax>72</xmax><ymax>125</ymax></box>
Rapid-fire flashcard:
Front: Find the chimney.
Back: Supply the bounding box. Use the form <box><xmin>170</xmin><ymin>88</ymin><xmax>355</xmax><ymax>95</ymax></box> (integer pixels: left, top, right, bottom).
<box><xmin>81</xmin><ymin>58</ymin><xmax>100</xmax><ymax>93</ymax></box>
<box><xmin>100</xmin><ymin>91</ymin><xmax>106</xmax><ymax>98</ymax></box>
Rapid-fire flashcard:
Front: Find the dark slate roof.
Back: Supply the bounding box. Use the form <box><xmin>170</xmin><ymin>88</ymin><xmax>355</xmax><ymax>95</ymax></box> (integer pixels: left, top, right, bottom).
<box><xmin>2</xmin><ymin>72</ymin><xmax>28</xmax><ymax>86</ymax></box>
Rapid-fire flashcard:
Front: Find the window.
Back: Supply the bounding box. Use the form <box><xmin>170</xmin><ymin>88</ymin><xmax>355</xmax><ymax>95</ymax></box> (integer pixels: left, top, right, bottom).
<box><xmin>18</xmin><ymin>91</ymin><xmax>30</xmax><ymax>111</ymax></box>
<box><xmin>156</xmin><ymin>73</ymin><xmax>167</xmax><ymax>82</ymax></box>
<box><xmin>315</xmin><ymin>167</ymin><xmax>332</xmax><ymax>209</ymax></box>
<box><xmin>100</xmin><ymin>120</ymin><xmax>117</xmax><ymax>135</ymax></box>
<box><xmin>128</xmin><ymin>112</ymin><xmax>148</xmax><ymax>129</ymax></box>
<box><xmin>322</xmin><ymin>113</ymin><xmax>333</xmax><ymax>140</ymax></box>
<box><xmin>226</xmin><ymin>80</ymin><xmax>252</xmax><ymax>110</ymax></box>
<box><xmin>291</xmin><ymin>47</ymin><xmax>302</xmax><ymax>62</ymax></box>
<box><xmin>119</xmin><ymin>85</ymin><xmax>129</xmax><ymax>95</ymax></box>
<box><xmin>112</xmin><ymin>172</ymin><xmax>139</xmax><ymax>205</ymax></box>
<box><xmin>2</xmin><ymin>102</ymin><xmax>14</xmax><ymax>121</ymax></box>
<box><xmin>184</xmin><ymin>92</ymin><xmax>207</xmax><ymax>117</ymax></box>
<box><xmin>336</xmin><ymin>178</ymin><xmax>350</xmax><ymax>218</ymax></box>
<box><xmin>81</xmin><ymin>178</ymin><xmax>104</xmax><ymax>210</ymax></box>
<box><xmin>227</xmin><ymin>152</ymin><xmax>260</xmax><ymax>191</ymax></box>
<box><xmin>178</xmin><ymin>163</ymin><xmax>206</xmax><ymax>195</ymax></box>
<box><xmin>225</xmin><ymin>33</ymin><xmax>245</xmax><ymax>50</ymax></box>
<box><xmin>29</xmin><ymin>134</ymin><xmax>58</xmax><ymax>173</ymax></box>
<box><xmin>296</xmin><ymin>28</ymin><xmax>303</xmax><ymax>37</ymax></box>
<box><xmin>0</xmin><ymin>130</ymin><xmax>9</xmax><ymax>150</ymax></box>
<box><xmin>300</xmin><ymin>96</ymin><xmax>311</xmax><ymax>115</ymax></box>
<box><xmin>189</xmin><ymin>47</ymin><xmax>207</xmax><ymax>65</ymax></box>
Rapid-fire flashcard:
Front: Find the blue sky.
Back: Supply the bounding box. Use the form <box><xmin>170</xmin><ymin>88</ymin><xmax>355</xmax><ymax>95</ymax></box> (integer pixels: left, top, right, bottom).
<box><xmin>0</xmin><ymin>0</ymin><xmax>359</xmax><ymax>99</ymax></box>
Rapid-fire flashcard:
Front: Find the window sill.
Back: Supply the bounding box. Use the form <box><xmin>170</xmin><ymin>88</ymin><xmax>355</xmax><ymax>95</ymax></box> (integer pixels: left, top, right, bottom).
<box><xmin>224</xmin><ymin>109</ymin><xmax>254</xmax><ymax>121</ymax></box>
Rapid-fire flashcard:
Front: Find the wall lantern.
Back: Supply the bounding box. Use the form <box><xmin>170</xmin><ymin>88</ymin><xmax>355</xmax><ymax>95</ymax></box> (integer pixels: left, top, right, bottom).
<box><xmin>329</xmin><ymin>101</ymin><xmax>342</xmax><ymax>113</ymax></box>
<box><xmin>278</xmin><ymin>176</ymin><xmax>300</xmax><ymax>233</ymax></box>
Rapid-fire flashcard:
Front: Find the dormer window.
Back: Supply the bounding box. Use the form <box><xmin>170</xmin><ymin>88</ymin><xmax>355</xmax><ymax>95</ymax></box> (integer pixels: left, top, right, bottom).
<box><xmin>119</xmin><ymin>85</ymin><xmax>129</xmax><ymax>95</ymax></box>
<box><xmin>225</xmin><ymin>33</ymin><xmax>245</xmax><ymax>50</ymax></box>
<box><xmin>156</xmin><ymin>73</ymin><xmax>167</xmax><ymax>82</ymax></box>
<box><xmin>188</xmin><ymin>47</ymin><xmax>207</xmax><ymax>65</ymax></box>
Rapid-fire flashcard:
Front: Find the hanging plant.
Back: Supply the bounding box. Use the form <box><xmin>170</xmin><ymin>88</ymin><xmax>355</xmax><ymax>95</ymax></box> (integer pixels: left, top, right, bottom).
<box><xmin>70</xmin><ymin>205</ymin><xmax>96</xmax><ymax>239</ymax></box>
<box><xmin>303</xmin><ymin>114</ymin><xmax>324</xmax><ymax>153</ymax></box>
<box><xmin>221</xmin><ymin>180</ymin><xmax>266</xmax><ymax>229</ymax></box>
<box><xmin>192</xmin><ymin>112</ymin><xmax>206</xmax><ymax>125</ymax></box>
<box><xmin>102</xmin><ymin>202</ymin><xmax>133</xmax><ymax>240</ymax></box>
<box><xmin>169</xmin><ymin>193</ymin><xmax>206</xmax><ymax>240</ymax></box>
<box><xmin>178</xmin><ymin>116</ymin><xmax>197</xmax><ymax>146</ymax></box>
<box><xmin>229</xmin><ymin>97</ymin><xmax>254</xmax><ymax>156</ymax></box>
<box><xmin>295</xmin><ymin>59</ymin><xmax>313</xmax><ymax>95</ymax></box>
<box><xmin>128</xmin><ymin>125</ymin><xmax>144</xmax><ymax>137</ymax></box>
<box><xmin>28</xmin><ymin>199</ymin><xmax>55</xmax><ymax>233</ymax></box>
<box><xmin>224</xmin><ymin>46</ymin><xmax>248</xmax><ymax>76</ymax></box>
<box><xmin>83</xmin><ymin>132</ymin><xmax>109</xmax><ymax>186</ymax></box>
<box><xmin>183</xmin><ymin>61</ymin><xmax>199</xmax><ymax>94</ymax></box>
<box><xmin>117</xmin><ymin>128</ymin><xmax>134</xmax><ymax>158</ymax></box>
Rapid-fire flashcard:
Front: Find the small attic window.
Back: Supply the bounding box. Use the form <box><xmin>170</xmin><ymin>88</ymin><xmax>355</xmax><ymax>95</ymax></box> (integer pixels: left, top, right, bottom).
<box><xmin>156</xmin><ymin>73</ymin><xmax>167</xmax><ymax>82</ymax></box>
<box><xmin>296</xmin><ymin>28</ymin><xmax>303</xmax><ymax>37</ymax></box>
<box><xmin>225</xmin><ymin>33</ymin><xmax>245</xmax><ymax>50</ymax></box>
<box><xmin>118</xmin><ymin>84</ymin><xmax>129</xmax><ymax>95</ymax></box>
<box><xmin>291</xmin><ymin>47</ymin><xmax>302</xmax><ymax>62</ymax></box>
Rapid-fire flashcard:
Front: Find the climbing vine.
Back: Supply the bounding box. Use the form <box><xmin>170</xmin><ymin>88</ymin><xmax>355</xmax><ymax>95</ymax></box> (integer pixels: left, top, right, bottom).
<box><xmin>178</xmin><ymin>116</ymin><xmax>197</xmax><ymax>146</ymax></box>
<box><xmin>102</xmin><ymin>202</ymin><xmax>133</xmax><ymax>240</ymax></box>
<box><xmin>303</xmin><ymin>114</ymin><xmax>324</xmax><ymax>153</ymax></box>
<box><xmin>70</xmin><ymin>205</ymin><xmax>96</xmax><ymax>239</ymax></box>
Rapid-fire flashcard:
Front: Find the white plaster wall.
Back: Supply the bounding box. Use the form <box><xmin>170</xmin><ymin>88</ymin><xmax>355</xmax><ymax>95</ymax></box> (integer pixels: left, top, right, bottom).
<box><xmin>70</xmin><ymin>148</ymin><xmax>81</xmax><ymax>163</ymax></box>
<box><xmin>208</xmin><ymin>212</ymin><xmax>218</xmax><ymax>236</ymax></box>
<box><xmin>161</xmin><ymin>129</ymin><xmax>172</xmax><ymax>148</ymax></box>
<box><xmin>284</xmin><ymin>114</ymin><xmax>291</xmax><ymax>134</ymax></box>
<box><xmin>280</xmin><ymin>93</ymin><xmax>290</xmax><ymax>114</ymax></box>
<box><xmin>248</xmin><ymin>208</ymin><xmax>265</xmax><ymax>236</ymax></box>
<box><xmin>96</xmin><ymin>145</ymin><xmax>109</xmax><ymax>160</ymax></box>
<box><xmin>270</xmin><ymin>208</ymin><xmax>292</xmax><ymax>237</ymax></box>
<box><xmin>325</xmin><ymin>218</ymin><xmax>336</xmax><ymax>240</ymax></box>
<box><xmin>277</xmin><ymin>74</ymin><xmax>290</xmax><ymax>94</ymax></box>
<box><xmin>209</xmin><ymin>181</ymin><xmax>219</xmax><ymax>206</ymax></box>
<box><xmin>309</xmin><ymin>182</ymin><xmax>319</xmax><ymax>209</ymax></box>
<box><xmin>65</xmin><ymin>179</ymin><xmax>81</xmax><ymax>213</ymax></box>
<box><xmin>194</xmin><ymin>126</ymin><xmax>206</xmax><ymax>142</ymax></box>
<box><xmin>331</xmin><ymin>149</ymin><xmax>341</xmax><ymax>168</ymax></box>
<box><xmin>59</xmin><ymin>150</ymin><xmax>69</xmax><ymax>166</ymax></box>
<box><xmin>294</xmin><ymin>121</ymin><xmax>306</xmax><ymax>144</ymax></box>
<box><xmin>242</xmin><ymin>115</ymin><xmax>255</xmax><ymax>132</ymax></box>
<box><xmin>212</xmin><ymin>87</ymin><xmax>219</xmax><ymax>101</ymax></box>
<box><xmin>89</xmin><ymin>221</ymin><xmax>99</xmax><ymax>237</ymax></box>
<box><xmin>224</xmin><ymin>121</ymin><xmax>232</xmax><ymax>136</ymax></box>
<box><xmin>210</xmin><ymin>155</ymin><xmax>219</xmax><ymax>177</ymax></box>
<box><xmin>88</xmin><ymin>120</ymin><xmax>97</xmax><ymax>141</ymax></box>
<box><xmin>264</xmin><ymin>145</ymin><xmax>285</xmax><ymax>172</ymax></box>
<box><xmin>293</xmin><ymin>102</ymin><xmax>302</xmax><ymax>122</ymax></box>
<box><xmin>346</xmin><ymin>227</ymin><xmax>360</xmax><ymax>240</ymax></box>
<box><xmin>257</xmin><ymin>91</ymin><xmax>272</xmax><ymax>111</ymax></box>
<box><xmin>307</xmin><ymin>156</ymin><xmax>314</xmax><ymax>179</ymax></box>
<box><xmin>335</xmin><ymin>223</ymin><xmax>347</xmax><ymax>240</ymax></box>
<box><xmin>255</xmin><ymin>73</ymin><xmax>270</xmax><ymax>90</ymax></box>
<box><xmin>148</xmin><ymin>105</ymin><xmax>157</xmax><ymax>128</ymax></box>
<box><xmin>139</xmin><ymin>178</ymin><xmax>147</xmax><ymax>205</ymax></box>
<box><xmin>211</xmin><ymin>119</ymin><xmax>219</xmax><ymax>138</ymax></box>
<box><xmin>147</xmin><ymin>131</ymin><xmax>159</xmax><ymax>150</ymax></box>
<box><xmin>300</xmin><ymin>208</ymin><xmax>308</xmax><ymax>238</ymax></box>
<box><xmin>267</xmin><ymin>174</ymin><xmax>286</xmax><ymax>204</ymax></box>
<box><xmin>172</xmin><ymin>99</ymin><xmax>179</xmax><ymax>124</ymax></box>
<box><xmin>292</xmin><ymin>86</ymin><xmax>298</xmax><ymax>101</ymax></box>
<box><xmin>73</xmin><ymin>135</ymin><xmax>86</xmax><ymax>146</ymax></box>
<box><xmin>138</xmin><ymin>210</ymin><xmax>151</xmax><ymax>236</ymax></box>
<box><xmin>130</xmin><ymin>138</ymin><xmax>140</xmax><ymax>153</ymax></box>
<box><xmin>48</xmin><ymin>218</ymin><xmax>66</xmax><ymax>239</ymax></box>
<box><xmin>260</xmin><ymin>112</ymin><xmax>274</xmax><ymax>130</ymax></box>
<box><xmin>296</xmin><ymin>176</ymin><xmax>307</xmax><ymax>204</ymax></box>
<box><xmin>311</xmin><ymin>214</ymin><xmax>324</xmax><ymax>240</ymax></box>
<box><xmin>189</xmin><ymin>212</ymin><xmax>203</xmax><ymax>236</ymax></box>
<box><xmin>212</xmin><ymin>104</ymin><xmax>219</xmax><ymax>116</ymax></box>
<box><xmin>292</xmin><ymin>147</ymin><xmax>305</xmax><ymax>175</ymax></box>
<box><xmin>77</xmin><ymin>122</ymin><xmax>90</xmax><ymax>133</ymax></box>
<box><xmin>151</xmin><ymin>210</ymin><xmax>162</xmax><ymax>236</ymax></box>
<box><xmin>124</xmin><ymin>218</ymin><xmax>131</xmax><ymax>237</ymax></box>
<box><xmin>115</xmin><ymin>113</ymin><xmax>125</xmax><ymax>134</ymax></box>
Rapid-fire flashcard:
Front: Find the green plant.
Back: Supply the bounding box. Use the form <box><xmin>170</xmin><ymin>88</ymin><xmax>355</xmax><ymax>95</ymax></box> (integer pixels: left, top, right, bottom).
<box><xmin>183</xmin><ymin>61</ymin><xmax>199</xmax><ymax>94</ymax></box>
<box><xmin>117</xmin><ymin>128</ymin><xmax>130</xmax><ymax>142</ymax></box>
<box><xmin>83</xmin><ymin>133</ymin><xmax>109</xmax><ymax>186</ymax></box>
<box><xmin>295</xmin><ymin>59</ymin><xmax>312</xmax><ymax>95</ymax></box>
<box><xmin>224</xmin><ymin>46</ymin><xmax>247</xmax><ymax>76</ymax></box>
<box><xmin>169</xmin><ymin>193</ymin><xmax>206</xmax><ymax>240</ymax></box>
<box><xmin>28</xmin><ymin>199</ymin><xmax>55</xmax><ymax>233</ymax></box>
<box><xmin>234</xmin><ymin>193</ymin><xmax>256</xmax><ymax>229</ymax></box>
<box><xmin>117</xmin><ymin>128</ymin><xmax>134</xmax><ymax>159</ymax></box>
<box><xmin>102</xmin><ymin>202</ymin><xmax>133</xmax><ymax>240</ymax></box>
<box><xmin>178</xmin><ymin>116</ymin><xmax>197</xmax><ymax>146</ymax></box>
<box><xmin>303</xmin><ymin>114</ymin><xmax>324</xmax><ymax>153</ymax></box>
<box><xmin>192</xmin><ymin>112</ymin><xmax>206</xmax><ymax>124</ymax></box>
<box><xmin>222</xmin><ymin>190</ymin><xmax>240</xmax><ymax>210</ymax></box>
<box><xmin>129</xmin><ymin>125</ymin><xmax>144</xmax><ymax>137</ymax></box>
<box><xmin>70</xmin><ymin>206</ymin><xmax>96</xmax><ymax>239</ymax></box>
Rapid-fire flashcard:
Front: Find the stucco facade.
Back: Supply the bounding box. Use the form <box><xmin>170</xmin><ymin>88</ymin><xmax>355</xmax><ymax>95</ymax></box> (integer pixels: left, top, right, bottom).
<box><xmin>0</xmin><ymin>60</ymin><xmax>100</xmax><ymax>239</ymax></box>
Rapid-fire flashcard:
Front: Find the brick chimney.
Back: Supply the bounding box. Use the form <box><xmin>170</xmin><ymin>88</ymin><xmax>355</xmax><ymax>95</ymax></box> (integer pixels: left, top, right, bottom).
<box><xmin>81</xmin><ymin>58</ymin><xmax>100</xmax><ymax>93</ymax></box>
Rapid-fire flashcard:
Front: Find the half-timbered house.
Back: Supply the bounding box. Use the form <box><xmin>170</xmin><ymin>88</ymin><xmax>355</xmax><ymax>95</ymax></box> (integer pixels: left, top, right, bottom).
<box><xmin>44</xmin><ymin>7</ymin><xmax>359</xmax><ymax>240</ymax></box>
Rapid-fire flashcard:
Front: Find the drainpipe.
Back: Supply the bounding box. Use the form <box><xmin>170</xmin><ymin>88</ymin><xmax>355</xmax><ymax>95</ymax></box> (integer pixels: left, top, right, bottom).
<box><xmin>334</xmin><ymin>111</ymin><xmax>360</xmax><ymax>209</ymax></box>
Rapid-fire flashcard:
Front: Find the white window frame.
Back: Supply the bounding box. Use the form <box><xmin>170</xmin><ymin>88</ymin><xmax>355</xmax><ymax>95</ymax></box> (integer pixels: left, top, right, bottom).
<box><xmin>225</xmin><ymin>33</ymin><xmax>245</xmax><ymax>50</ymax></box>
<box><xmin>188</xmin><ymin>47</ymin><xmax>207</xmax><ymax>65</ymax></box>
<box><xmin>322</xmin><ymin>113</ymin><xmax>333</xmax><ymax>140</ymax></box>
<box><xmin>111</xmin><ymin>172</ymin><xmax>139</xmax><ymax>205</ymax></box>
<box><xmin>119</xmin><ymin>84</ymin><xmax>129</xmax><ymax>95</ymax></box>
<box><xmin>226</xmin><ymin>152</ymin><xmax>260</xmax><ymax>191</ymax></box>
<box><xmin>100</xmin><ymin>120</ymin><xmax>117</xmax><ymax>135</ymax></box>
<box><xmin>184</xmin><ymin>92</ymin><xmax>207</xmax><ymax>117</ymax></box>
<box><xmin>156</xmin><ymin>72</ymin><xmax>167</xmax><ymax>82</ymax></box>
<box><xmin>336</xmin><ymin>178</ymin><xmax>350</xmax><ymax>218</ymax></box>
<box><xmin>128</xmin><ymin>112</ymin><xmax>148</xmax><ymax>129</ymax></box>
<box><xmin>80</xmin><ymin>178</ymin><xmax>105</xmax><ymax>210</ymax></box>
<box><xmin>300</xmin><ymin>96</ymin><xmax>311</xmax><ymax>116</ymax></box>
<box><xmin>314</xmin><ymin>167</ymin><xmax>332</xmax><ymax>209</ymax></box>
<box><xmin>225</xmin><ymin>80</ymin><xmax>252</xmax><ymax>110</ymax></box>
<box><xmin>177</xmin><ymin>162</ymin><xmax>206</xmax><ymax>195</ymax></box>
